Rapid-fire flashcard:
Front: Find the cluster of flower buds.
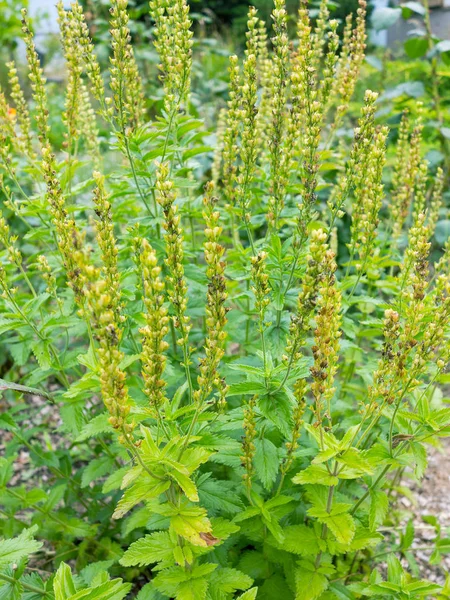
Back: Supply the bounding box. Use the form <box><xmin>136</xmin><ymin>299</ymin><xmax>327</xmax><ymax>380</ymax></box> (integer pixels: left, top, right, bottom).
<box><xmin>155</xmin><ymin>163</ymin><xmax>191</xmax><ymax>347</ymax></box>
<box><xmin>194</xmin><ymin>183</ymin><xmax>229</xmax><ymax>408</ymax></box>
<box><xmin>310</xmin><ymin>246</ymin><xmax>341</xmax><ymax>426</ymax></box>
<box><xmin>328</xmin><ymin>89</ymin><xmax>378</xmax><ymax>229</ymax></box>
<box><xmin>21</xmin><ymin>10</ymin><xmax>49</xmax><ymax>145</ymax></box>
<box><xmin>37</xmin><ymin>255</ymin><xmax>58</xmax><ymax>301</ymax></box>
<box><xmin>57</xmin><ymin>2</ymin><xmax>99</xmax><ymax>161</ymax></box>
<box><xmin>109</xmin><ymin>0</ymin><xmax>145</xmax><ymax>130</ymax></box>
<box><xmin>282</xmin><ymin>379</ymin><xmax>306</xmax><ymax>475</ymax></box>
<box><xmin>349</xmin><ymin>125</ymin><xmax>388</xmax><ymax>273</ymax></box>
<box><xmin>139</xmin><ymin>239</ymin><xmax>169</xmax><ymax>409</ymax></box>
<box><xmin>41</xmin><ymin>146</ymin><xmax>87</xmax><ymax>307</ymax></box>
<box><xmin>391</xmin><ymin>107</ymin><xmax>424</xmax><ymax>245</ymax></box>
<box><xmin>83</xmin><ymin>268</ymin><xmax>134</xmax><ymax>443</ymax></box>
<box><xmin>150</xmin><ymin>0</ymin><xmax>193</xmax><ymax>115</ymax></box>
<box><xmin>250</xmin><ymin>252</ymin><xmax>271</xmax><ymax>318</ymax></box>
<box><xmin>330</xmin><ymin>0</ymin><xmax>367</xmax><ymax>130</ymax></box>
<box><xmin>235</xmin><ymin>8</ymin><xmax>259</xmax><ymax>229</ymax></box>
<box><xmin>0</xmin><ymin>210</ymin><xmax>22</xmax><ymax>270</ymax></box>
<box><xmin>221</xmin><ymin>56</ymin><xmax>241</xmax><ymax>209</ymax></box>
<box><xmin>267</xmin><ymin>0</ymin><xmax>289</xmax><ymax>230</ymax></box>
<box><xmin>6</xmin><ymin>62</ymin><xmax>34</xmax><ymax>158</ymax></box>
<box><xmin>92</xmin><ymin>171</ymin><xmax>123</xmax><ymax>326</ymax></box>
<box><xmin>69</xmin><ymin>1</ymin><xmax>106</xmax><ymax>109</ymax></box>
<box><xmin>284</xmin><ymin>229</ymin><xmax>328</xmax><ymax>364</ymax></box>
<box><xmin>369</xmin><ymin>309</ymin><xmax>401</xmax><ymax>408</ymax></box>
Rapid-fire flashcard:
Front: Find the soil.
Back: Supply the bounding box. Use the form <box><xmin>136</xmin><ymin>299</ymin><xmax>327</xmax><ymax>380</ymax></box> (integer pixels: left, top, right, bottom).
<box><xmin>407</xmin><ymin>437</ymin><xmax>450</xmax><ymax>586</ymax></box>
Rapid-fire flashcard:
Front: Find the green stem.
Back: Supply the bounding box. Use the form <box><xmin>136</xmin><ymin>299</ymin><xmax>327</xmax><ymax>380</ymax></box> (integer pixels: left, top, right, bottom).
<box><xmin>0</xmin><ymin>572</ymin><xmax>51</xmax><ymax>597</ymax></box>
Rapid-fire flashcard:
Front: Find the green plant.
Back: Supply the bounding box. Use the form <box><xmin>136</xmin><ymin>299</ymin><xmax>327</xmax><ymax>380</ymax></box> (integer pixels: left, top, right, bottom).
<box><xmin>0</xmin><ymin>0</ymin><xmax>449</xmax><ymax>598</ymax></box>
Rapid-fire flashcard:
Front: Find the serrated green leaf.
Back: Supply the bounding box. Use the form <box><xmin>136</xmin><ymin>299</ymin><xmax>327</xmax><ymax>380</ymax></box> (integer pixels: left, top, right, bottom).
<box><xmin>293</xmin><ymin>464</ymin><xmax>339</xmax><ymax>486</ymax></box>
<box><xmin>120</xmin><ymin>532</ymin><xmax>174</xmax><ymax>567</ymax></box>
<box><xmin>0</xmin><ymin>527</ymin><xmax>42</xmax><ymax>568</ymax></box>
<box><xmin>254</xmin><ymin>438</ymin><xmax>279</xmax><ymax>490</ymax></box>
<box><xmin>369</xmin><ymin>489</ymin><xmax>389</xmax><ymax>531</ymax></box>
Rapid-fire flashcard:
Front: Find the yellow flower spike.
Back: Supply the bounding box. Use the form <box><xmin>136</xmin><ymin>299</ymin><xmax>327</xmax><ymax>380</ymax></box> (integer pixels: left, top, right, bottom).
<box><xmin>139</xmin><ymin>239</ymin><xmax>169</xmax><ymax>409</ymax></box>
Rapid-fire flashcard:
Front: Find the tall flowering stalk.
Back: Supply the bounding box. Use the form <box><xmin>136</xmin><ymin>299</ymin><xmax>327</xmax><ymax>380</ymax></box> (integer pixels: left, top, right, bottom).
<box><xmin>295</xmin><ymin>5</ymin><xmax>320</xmax><ymax>242</ymax></box>
<box><xmin>155</xmin><ymin>162</ymin><xmax>193</xmax><ymax>397</ymax></box>
<box><xmin>426</xmin><ymin>166</ymin><xmax>444</xmax><ymax>233</ymax></box>
<box><xmin>109</xmin><ymin>0</ymin><xmax>145</xmax><ymax>131</ymax></box>
<box><xmin>235</xmin><ymin>8</ymin><xmax>260</xmax><ymax>250</ymax></box>
<box><xmin>267</xmin><ymin>0</ymin><xmax>289</xmax><ymax>230</ymax></box>
<box><xmin>329</xmin><ymin>0</ymin><xmax>367</xmax><ymax>132</ymax></box>
<box><xmin>327</xmin><ymin>90</ymin><xmax>379</xmax><ymax>231</ymax></box>
<box><xmin>150</xmin><ymin>0</ymin><xmax>193</xmax><ymax>116</ymax></box>
<box><xmin>250</xmin><ymin>252</ymin><xmax>271</xmax><ymax>379</ymax></box>
<box><xmin>21</xmin><ymin>9</ymin><xmax>49</xmax><ymax>145</ymax></box>
<box><xmin>241</xmin><ymin>395</ymin><xmax>257</xmax><ymax>498</ymax></box>
<box><xmin>348</xmin><ymin>125</ymin><xmax>388</xmax><ymax>280</ymax></box>
<box><xmin>6</xmin><ymin>62</ymin><xmax>35</xmax><ymax>158</ymax></box>
<box><xmin>83</xmin><ymin>268</ymin><xmax>134</xmax><ymax>445</ymax></box>
<box><xmin>69</xmin><ymin>1</ymin><xmax>106</xmax><ymax>111</ymax></box>
<box><xmin>92</xmin><ymin>171</ymin><xmax>123</xmax><ymax>325</ymax></box>
<box><xmin>57</xmin><ymin>2</ymin><xmax>99</xmax><ymax>162</ymax></box>
<box><xmin>0</xmin><ymin>210</ymin><xmax>36</xmax><ymax>298</ymax></box>
<box><xmin>310</xmin><ymin>246</ymin><xmax>342</xmax><ymax>430</ymax></box>
<box><xmin>255</xmin><ymin>18</ymin><xmax>273</xmax><ymax>151</ymax></box>
<box><xmin>194</xmin><ymin>183</ymin><xmax>228</xmax><ymax>408</ymax></box>
<box><xmin>221</xmin><ymin>56</ymin><xmax>241</xmax><ymax>209</ymax></box>
<box><xmin>139</xmin><ymin>239</ymin><xmax>169</xmax><ymax>410</ymax></box>
<box><xmin>22</xmin><ymin>9</ymin><xmax>90</xmax><ymax>307</ymax></box>
<box><xmin>283</xmin><ymin>230</ymin><xmax>328</xmax><ymax>372</ymax></box>
<box><xmin>390</xmin><ymin>108</ymin><xmax>424</xmax><ymax>245</ymax></box>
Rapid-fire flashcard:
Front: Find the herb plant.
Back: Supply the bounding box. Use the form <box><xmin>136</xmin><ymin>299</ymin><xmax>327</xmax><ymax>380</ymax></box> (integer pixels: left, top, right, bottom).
<box><xmin>0</xmin><ymin>0</ymin><xmax>449</xmax><ymax>598</ymax></box>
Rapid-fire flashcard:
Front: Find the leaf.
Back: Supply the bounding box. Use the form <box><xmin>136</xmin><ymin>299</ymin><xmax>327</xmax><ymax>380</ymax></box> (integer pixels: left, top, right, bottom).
<box><xmin>307</xmin><ymin>506</ymin><xmax>356</xmax><ymax>545</ymax></box>
<box><xmin>404</xmin><ymin>37</ymin><xmax>428</xmax><ymax>59</ymax></box>
<box><xmin>258</xmin><ymin>393</ymin><xmax>292</xmax><ymax>437</ymax></box>
<box><xmin>54</xmin><ymin>563</ymin><xmax>76</xmax><ymax>600</ymax></box>
<box><xmin>293</xmin><ymin>464</ymin><xmax>339</xmax><ymax>486</ymax></box>
<box><xmin>227</xmin><ymin>382</ymin><xmax>266</xmax><ymax>397</ymax></box>
<box><xmin>401</xmin><ymin>1</ymin><xmax>426</xmax><ymax>17</ymax></box>
<box><xmin>387</xmin><ymin>553</ymin><xmax>403</xmax><ymax>584</ymax></box>
<box><xmin>170</xmin><ymin>505</ymin><xmax>213</xmax><ymax>547</ymax></box>
<box><xmin>401</xmin><ymin>520</ymin><xmax>415</xmax><ymax>551</ymax></box>
<box><xmin>295</xmin><ymin>561</ymin><xmax>330</xmax><ymax>600</ymax></box>
<box><xmin>237</xmin><ymin>589</ymin><xmax>258</xmax><ymax>600</ymax></box>
<box><xmin>76</xmin><ymin>414</ymin><xmax>112</xmax><ymax>442</ymax></box>
<box><xmin>135</xmin><ymin>583</ymin><xmax>167</xmax><ymax>600</ymax></box>
<box><xmin>68</xmin><ymin>579</ymin><xmax>131</xmax><ymax>600</ymax></box>
<box><xmin>254</xmin><ymin>438</ymin><xmax>279</xmax><ymax>490</ymax></box>
<box><xmin>0</xmin><ymin>378</ymin><xmax>52</xmax><ymax>400</ymax></box>
<box><xmin>0</xmin><ymin>526</ymin><xmax>42</xmax><ymax>567</ymax></box>
<box><xmin>337</xmin><ymin>449</ymin><xmax>374</xmax><ymax>476</ymax></box>
<box><xmin>197</xmin><ymin>475</ymin><xmax>244</xmax><ymax>515</ymax></box>
<box><xmin>382</xmin><ymin>81</ymin><xmax>425</xmax><ymax>100</ymax></box>
<box><xmin>169</xmin><ymin>470</ymin><xmax>199</xmax><ymax>502</ymax></box>
<box><xmin>81</xmin><ymin>457</ymin><xmax>115</xmax><ymax>488</ymax></box>
<box><xmin>120</xmin><ymin>532</ymin><xmax>174</xmax><ymax>567</ymax></box>
<box><xmin>435</xmin><ymin>219</ymin><xmax>450</xmax><ymax>245</ymax></box>
<box><xmin>369</xmin><ymin>489</ymin><xmax>389</xmax><ymax>531</ymax></box>
<box><xmin>113</xmin><ymin>478</ymin><xmax>171</xmax><ymax>519</ymax></box>
<box><xmin>371</xmin><ymin>7</ymin><xmax>401</xmax><ymax>30</ymax></box>
<box><xmin>277</xmin><ymin>524</ymin><xmax>321</xmax><ymax>556</ymax></box>
<box><xmin>30</xmin><ymin>339</ymin><xmax>52</xmax><ymax>370</ymax></box>
<box><xmin>152</xmin><ymin>564</ymin><xmax>216</xmax><ymax>600</ymax></box>
<box><xmin>208</xmin><ymin>567</ymin><xmax>253</xmax><ymax>599</ymax></box>
<box><xmin>411</xmin><ymin>442</ymin><xmax>427</xmax><ymax>479</ymax></box>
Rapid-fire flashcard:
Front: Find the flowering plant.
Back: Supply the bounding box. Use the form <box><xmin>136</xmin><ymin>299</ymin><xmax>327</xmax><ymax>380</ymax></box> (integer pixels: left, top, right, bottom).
<box><xmin>0</xmin><ymin>0</ymin><xmax>449</xmax><ymax>598</ymax></box>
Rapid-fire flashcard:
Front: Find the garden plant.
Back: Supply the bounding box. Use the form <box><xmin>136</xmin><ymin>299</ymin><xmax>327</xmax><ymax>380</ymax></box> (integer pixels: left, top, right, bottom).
<box><xmin>0</xmin><ymin>0</ymin><xmax>450</xmax><ymax>598</ymax></box>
